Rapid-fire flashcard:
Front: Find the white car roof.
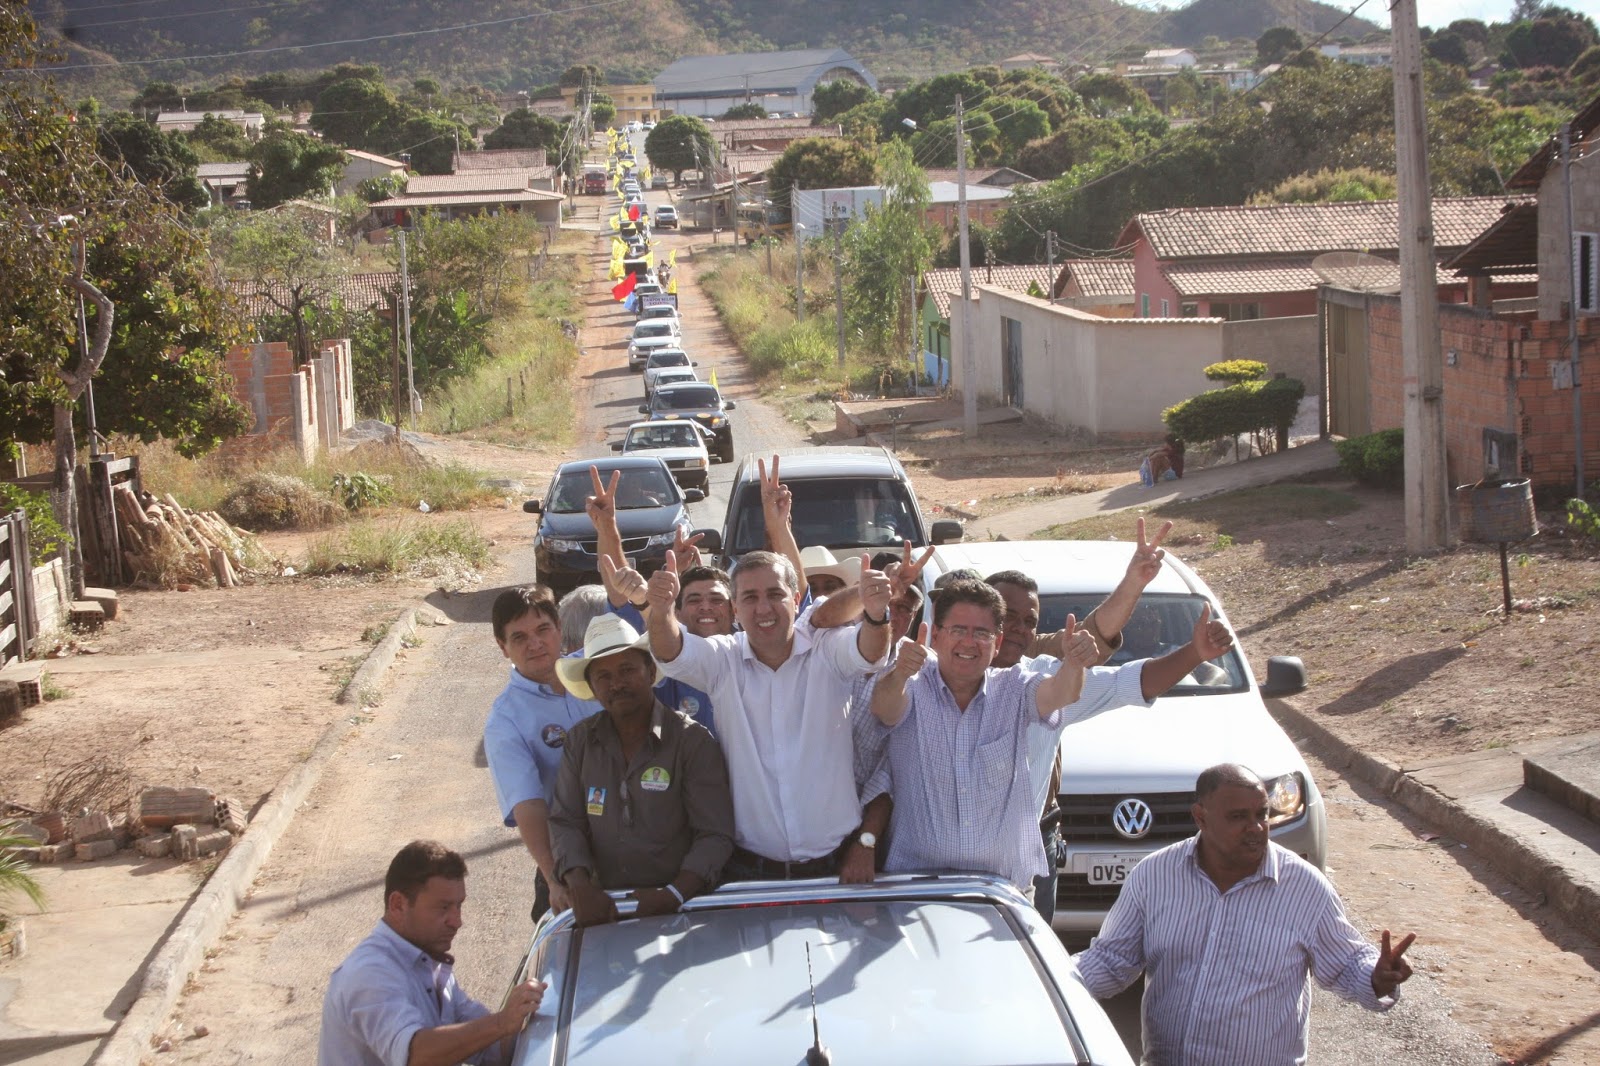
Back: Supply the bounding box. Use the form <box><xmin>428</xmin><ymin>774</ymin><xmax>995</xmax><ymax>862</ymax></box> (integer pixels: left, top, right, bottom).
<box><xmin>921</xmin><ymin>540</ymin><xmax>1200</xmax><ymax>598</ymax></box>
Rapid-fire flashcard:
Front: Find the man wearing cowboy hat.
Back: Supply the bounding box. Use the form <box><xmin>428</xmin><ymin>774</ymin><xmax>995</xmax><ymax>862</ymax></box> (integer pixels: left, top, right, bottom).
<box><xmin>797</xmin><ymin>545</ymin><xmax>861</xmax><ymax>599</ymax></box>
<box><xmin>548</xmin><ymin>615</ymin><xmax>734</xmax><ymax>927</ymax></box>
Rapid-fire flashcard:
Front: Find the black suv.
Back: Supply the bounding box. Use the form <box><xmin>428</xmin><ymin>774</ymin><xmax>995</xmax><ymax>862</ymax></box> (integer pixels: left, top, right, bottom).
<box><xmin>523</xmin><ymin>457</ymin><xmax>707</xmax><ymax>595</ymax></box>
<box><xmin>639</xmin><ymin>382</ymin><xmax>737</xmax><ymax>464</ymax></box>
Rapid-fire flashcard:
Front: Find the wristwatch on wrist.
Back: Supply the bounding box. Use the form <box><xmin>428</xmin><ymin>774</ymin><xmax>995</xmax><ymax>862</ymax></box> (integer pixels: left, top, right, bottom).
<box><xmin>863</xmin><ymin>610</ymin><xmax>891</xmax><ymax>626</ymax></box>
<box><xmin>857</xmin><ymin>831</ymin><xmax>877</xmax><ymax>849</ymax></box>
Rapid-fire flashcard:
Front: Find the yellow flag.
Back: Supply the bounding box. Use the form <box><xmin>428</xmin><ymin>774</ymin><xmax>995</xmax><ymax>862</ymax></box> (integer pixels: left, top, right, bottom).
<box><xmin>609</xmin><ymin>262</ymin><xmax>624</xmax><ymax>280</ymax></box>
<box><xmin>612</xmin><ymin>236</ymin><xmax>626</xmax><ymax>255</ymax></box>
<box><xmin>708</xmin><ymin>368</ymin><xmax>717</xmax><ymax>389</ymax></box>
<box><xmin>667</xmin><ymin>249</ymin><xmax>677</xmax><ymax>268</ymax></box>
<box><xmin>608</xmin><ymin>215</ymin><xmax>620</xmax><ymax>231</ymax></box>
<box><xmin>668</xmin><ymin>276</ymin><xmax>678</xmax><ymax>296</ymax></box>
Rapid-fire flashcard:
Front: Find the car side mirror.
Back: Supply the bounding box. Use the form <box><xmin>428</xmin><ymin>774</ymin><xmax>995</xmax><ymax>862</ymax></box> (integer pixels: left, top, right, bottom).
<box><xmin>638</xmin><ymin>404</ymin><xmax>649</xmax><ymax>414</ymax></box>
<box><xmin>693</xmin><ymin>528</ymin><xmax>723</xmax><ymax>553</ymax></box>
<box><xmin>1259</xmin><ymin>656</ymin><xmax>1308</xmax><ymax>699</ymax></box>
<box><xmin>724</xmin><ymin>400</ymin><xmax>738</xmax><ymax>410</ymax></box>
<box><xmin>522</xmin><ymin>500</ymin><xmax>542</xmax><ymax>514</ymax></box>
<box><xmin>931</xmin><ymin>519</ymin><xmax>964</xmax><ymax>544</ymax></box>
<box><xmin>610</xmin><ymin>442</ymin><xmax>624</xmax><ymax>452</ymax></box>
<box><xmin>683</xmin><ymin>488</ymin><xmax>706</xmax><ymax>503</ymax></box>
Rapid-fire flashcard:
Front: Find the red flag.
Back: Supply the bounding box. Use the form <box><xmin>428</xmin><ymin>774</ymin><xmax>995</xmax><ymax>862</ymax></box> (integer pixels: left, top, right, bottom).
<box><xmin>629</xmin><ymin>202</ymin><xmax>641</xmax><ymax>222</ymax></box>
<box><xmin>611</xmin><ymin>272</ymin><xmax>638</xmax><ymax>301</ymax></box>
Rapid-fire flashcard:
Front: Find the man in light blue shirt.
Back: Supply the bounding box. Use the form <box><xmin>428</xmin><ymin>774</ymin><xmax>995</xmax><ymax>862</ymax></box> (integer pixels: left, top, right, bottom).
<box><xmin>483</xmin><ymin>586</ymin><xmax>600</xmax><ymax>922</ymax></box>
<box><xmin>318</xmin><ymin>841</ymin><xmax>544</xmax><ymax>1066</ymax></box>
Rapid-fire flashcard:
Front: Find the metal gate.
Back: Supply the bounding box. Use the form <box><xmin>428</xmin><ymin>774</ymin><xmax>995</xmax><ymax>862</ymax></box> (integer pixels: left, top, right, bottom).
<box><xmin>1001</xmin><ymin>316</ymin><xmax>1025</xmax><ymax>410</ymax></box>
<box><xmin>1326</xmin><ymin>299</ymin><xmax>1371</xmax><ymax>438</ymax></box>
<box><xmin>0</xmin><ymin>510</ymin><xmax>36</xmax><ymax>669</ymax></box>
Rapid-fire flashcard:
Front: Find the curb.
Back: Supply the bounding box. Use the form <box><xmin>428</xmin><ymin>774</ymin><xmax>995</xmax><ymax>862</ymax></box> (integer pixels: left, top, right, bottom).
<box><xmin>91</xmin><ymin>606</ymin><xmax>432</xmax><ymax>1065</ymax></box>
<box><xmin>1268</xmin><ymin>697</ymin><xmax>1600</xmax><ymax>936</ymax></box>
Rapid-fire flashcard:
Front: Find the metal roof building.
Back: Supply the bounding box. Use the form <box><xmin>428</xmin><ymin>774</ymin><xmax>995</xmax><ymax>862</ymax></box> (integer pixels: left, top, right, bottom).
<box><xmin>653</xmin><ymin>48</ymin><xmax>876</xmax><ymax>118</ymax></box>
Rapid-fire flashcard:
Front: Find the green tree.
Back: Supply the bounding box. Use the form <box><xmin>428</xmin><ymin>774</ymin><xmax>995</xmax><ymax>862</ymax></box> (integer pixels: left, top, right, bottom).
<box><xmin>813</xmin><ymin>80</ymin><xmax>876</xmax><ymax>123</ymax></box>
<box><xmin>912</xmin><ymin>111</ymin><xmax>999</xmax><ymax>167</ymax></box>
<box><xmin>976</xmin><ymin>96</ymin><xmax>1051</xmax><ymax>162</ymax></box>
<box><xmin>1256</xmin><ymin>27</ymin><xmax>1305</xmax><ymax>67</ymax></box>
<box><xmin>1252</xmin><ymin>167</ymin><xmax>1397</xmax><ymax>203</ymax></box>
<box><xmin>96</xmin><ymin>112</ymin><xmax>208</xmax><ymax>209</ymax></box>
<box><xmin>644</xmin><ymin>115</ymin><xmax>714</xmax><ymax>183</ymax></box>
<box><xmin>1426</xmin><ymin>30</ymin><xmax>1473</xmax><ymax>68</ymax></box>
<box><xmin>843</xmin><ymin>141</ymin><xmax>936</xmax><ymax>359</ymax></box>
<box><xmin>559</xmin><ymin>64</ymin><xmax>604</xmax><ymax>88</ymax></box>
<box><xmin>182</xmin><ymin>113</ymin><xmax>253</xmax><ymax>161</ymax></box>
<box><xmin>311</xmin><ymin>76</ymin><xmax>402</xmax><ymax>150</ymax></box>
<box><xmin>882</xmin><ymin>72</ymin><xmax>987</xmax><ymax>139</ymax></box>
<box><xmin>389</xmin><ymin>113</ymin><xmax>470</xmax><ymax>175</ymax></box>
<box><xmin>1573</xmin><ymin>44</ymin><xmax>1600</xmax><ymax>84</ymax></box>
<box><xmin>589</xmin><ymin>93</ymin><xmax>616</xmax><ymax>129</ymax></box>
<box><xmin>767</xmin><ymin>137</ymin><xmax>878</xmax><ymax>202</ymax></box>
<box><xmin>1502</xmin><ymin>9</ymin><xmax>1598</xmax><ymax>69</ymax></box>
<box><xmin>483</xmin><ymin>108</ymin><xmax>561</xmax><ymax>151</ymax></box>
<box><xmin>721</xmin><ymin>102</ymin><xmax>767</xmax><ymax>120</ymax></box>
<box><xmin>247</xmin><ymin>129</ymin><xmax>346</xmax><ymax>207</ymax></box>
<box><xmin>834</xmin><ymin>97</ymin><xmax>890</xmax><ymax>139</ymax></box>
<box><xmin>1016</xmin><ymin>118</ymin><xmax>1133</xmax><ymax>180</ymax></box>
<box><xmin>213</xmin><ymin>209</ymin><xmax>355</xmax><ymax>365</ymax></box>
<box><xmin>1073</xmin><ymin>73</ymin><xmax>1155</xmax><ymax>115</ymax></box>
<box><xmin>1</xmin><ymin>7</ymin><xmax>251</xmax><ymax>590</ymax></box>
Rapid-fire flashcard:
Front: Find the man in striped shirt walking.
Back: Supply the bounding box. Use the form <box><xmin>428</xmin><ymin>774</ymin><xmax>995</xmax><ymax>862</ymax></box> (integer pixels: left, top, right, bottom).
<box><xmin>1072</xmin><ymin>763</ymin><xmax>1416</xmax><ymax>1065</ymax></box>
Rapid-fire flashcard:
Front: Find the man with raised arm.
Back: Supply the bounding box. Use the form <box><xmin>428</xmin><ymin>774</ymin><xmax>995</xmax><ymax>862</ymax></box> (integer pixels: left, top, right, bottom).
<box><xmin>860</xmin><ymin>577</ymin><xmax>1235</xmax><ymax>892</ymax></box>
<box><xmin>1071</xmin><ymin>763</ymin><xmax>1416</xmax><ymax>1066</ymax></box>
<box><xmin>646</xmin><ymin>548</ymin><xmax>894</xmax><ymax>880</ymax></box>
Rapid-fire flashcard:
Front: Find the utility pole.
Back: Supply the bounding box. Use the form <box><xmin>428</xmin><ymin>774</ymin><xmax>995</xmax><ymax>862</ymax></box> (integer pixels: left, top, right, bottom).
<box><xmin>955</xmin><ymin>94</ymin><xmax>977</xmax><ymax>436</ymax></box>
<box><xmin>908</xmin><ymin>273</ymin><xmax>920</xmax><ymax>383</ymax></box>
<box><xmin>398</xmin><ymin>229</ymin><xmax>417</xmax><ymax>424</ymax></box>
<box><xmin>1562</xmin><ymin>123</ymin><xmax>1586</xmax><ymax>499</ymax></box>
<box><xmin>1045</xmin><ymin>230</ymin><xmax>1057</xmax><ymax>304</ymax></box>
<box><xmin>1391</xmin><ymin>0</ymin><xmax>1450</xmax><ymax>552</ymax></box>
<box><xmin>832</xmin><ymin>203</ymin><xmax>847</xmax><ymax>367</ymax></box>
<box><xmin>795</xmin><ymin>224</ymin><xmax>805</xmax><ymax>322</ymax></box>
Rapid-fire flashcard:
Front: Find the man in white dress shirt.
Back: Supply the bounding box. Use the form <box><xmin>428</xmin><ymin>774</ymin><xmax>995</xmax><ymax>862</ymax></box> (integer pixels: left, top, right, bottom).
<box><xmin>646</xmin><ymin>548</ymin><xmax>893</xmax><ymax>879</ymax></box>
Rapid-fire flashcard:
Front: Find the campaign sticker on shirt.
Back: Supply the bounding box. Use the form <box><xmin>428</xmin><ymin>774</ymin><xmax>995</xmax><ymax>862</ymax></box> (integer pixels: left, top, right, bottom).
<box><xmin>541</xmin><ymin>724</ymin><xmax>567</xmax><ymax>749</ymax></box>
<box><xmin>639</xmin><ymin>766</ymin><xmax>671</xmax><ymax>792</ymax></box>
<box><xmin>679</xmin><ymin>695</ymin><xmax>701</xmax><ymax>717</ymax></box>
<box><xmin>586</xmin><ymin>787</ymin><xmax>605</xmax><ymax>816</ymax></box>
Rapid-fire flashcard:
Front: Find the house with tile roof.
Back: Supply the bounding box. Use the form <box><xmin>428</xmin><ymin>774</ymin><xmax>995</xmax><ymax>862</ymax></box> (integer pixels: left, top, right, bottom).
<box><xmin>999</xmin><ymin>53</ymin><xmax>1061</xmax><ymax>74</ymax></box>
<box><xmin>1116</xmin><ymin>196</ymin><xmax>1532</xmax><ymax>322</ymax></box>
<box><xmin>918</xmin><ymin>264</ymin><xmax>1059</xmax><ymax>368</ymax></box>
<box><xmin>367</xmin><ymin>167</ymin><xmax>564</xmax><ymax>229</ymax></box>
<box><xmin>1054</xmin><ymin>258</ymin><xmax>1137</xmax><ymax>315</ymax></box>
<box><xmin>337</xmin><ymin>149</ymin><xmax>407</xmax><ymax>198</ymax></box>
<box><xmin>653</xmin><ymin>49</ymin><xmax>876</xmax><ymax>118</ymax></box>
<box><xmin>1322</xmin><ymin>91</ymin><xmax>1600</xmax><ymax>492</ymax></box>
<box><xmin>197</xmin><ymin>161</ymin><xmax>251</xmax><ymax>206</ymax></box>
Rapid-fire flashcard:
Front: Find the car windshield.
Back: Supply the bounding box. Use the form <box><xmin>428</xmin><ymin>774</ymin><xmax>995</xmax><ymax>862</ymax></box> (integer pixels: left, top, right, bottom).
<box><xmin>556</xmin><ymin>900</ymin><xmax>1080</xmax><ymax>1065</ymax></box>
<box><xmin>626</xmin><ymin>423</ymin><xmax>701</xmax><ymax>450</ymax></box>
<box><xmin>635</xmin><ymin>323</ymin><xmax>674</xmax><ymax>340</ymax></box>
<box><xmin>646</xmin><ymin>350</ymin><xmax>690</xmax><ymax>369</ymax></box>
<box><xmin>1039</xmin><ymin>592</ymin><xmax>1248</xmax><ymax>693</ymax></box>
<box><xmin>548</xmin><ymin>466</ymin><xmax>678</xmax><ymax>513</ymax></box>
<box><xmin>653</xmin><ymin>386</ymin><xmax>719</xmax><ymax>411</ymax></box>
<box><xmin>730</xmin><ymin>476</ymin><xmax>921</xmax><ymax>553</ymax></box>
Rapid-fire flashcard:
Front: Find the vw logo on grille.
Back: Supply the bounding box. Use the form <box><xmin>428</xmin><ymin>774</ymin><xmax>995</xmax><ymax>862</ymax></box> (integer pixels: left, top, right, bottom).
<box><xmin>1112</xmin><ymin>798</ymin><xmax>1154</xmax><ymax>840</ymax></box>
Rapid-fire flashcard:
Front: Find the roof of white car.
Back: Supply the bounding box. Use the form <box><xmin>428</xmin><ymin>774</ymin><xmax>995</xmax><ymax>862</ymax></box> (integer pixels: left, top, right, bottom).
<box><xmin>922</xmin><ymin>540</ymin><xmax>1198</xmax><ymax>597</ymax></box>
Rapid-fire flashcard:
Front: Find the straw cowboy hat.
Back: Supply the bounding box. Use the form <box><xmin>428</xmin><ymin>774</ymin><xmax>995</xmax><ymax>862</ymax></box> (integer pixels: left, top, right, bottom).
<box><xmin>798</xmin><ymin>545</ymin><xmax>863</xmax><ymax>587</ymax></box>
<box><xmin>555</xmin><ymin>615</ymin><xmax>654</xmax><ymax>700</ymax></box>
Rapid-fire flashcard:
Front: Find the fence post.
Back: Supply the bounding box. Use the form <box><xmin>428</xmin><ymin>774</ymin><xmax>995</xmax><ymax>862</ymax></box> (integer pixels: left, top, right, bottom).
<box><xmin>507</xmin><ymin>378</ymin><xmax>514</xmax><ymax>419</ymax></box>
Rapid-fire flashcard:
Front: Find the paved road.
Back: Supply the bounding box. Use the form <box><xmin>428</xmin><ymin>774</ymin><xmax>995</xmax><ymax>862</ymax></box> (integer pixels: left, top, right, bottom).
<box><xmin>159</xmin><ymin>142</ymin><xmax>1501</xmax><ymax>1065</ymax></box>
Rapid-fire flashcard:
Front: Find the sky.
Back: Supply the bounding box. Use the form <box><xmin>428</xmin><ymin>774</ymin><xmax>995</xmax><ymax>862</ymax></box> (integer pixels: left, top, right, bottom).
<box><xmin>1401</xmin><ymin>0</ymin><xmax>1600</xmax><ymax>29</ymax></box>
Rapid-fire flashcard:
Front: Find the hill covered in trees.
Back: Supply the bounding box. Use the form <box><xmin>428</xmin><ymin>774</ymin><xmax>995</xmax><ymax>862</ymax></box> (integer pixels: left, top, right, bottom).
<box><xmin>40</xmin><ymin>0</ymin><xmax>1379</xmax><ymax>103</ymax></box>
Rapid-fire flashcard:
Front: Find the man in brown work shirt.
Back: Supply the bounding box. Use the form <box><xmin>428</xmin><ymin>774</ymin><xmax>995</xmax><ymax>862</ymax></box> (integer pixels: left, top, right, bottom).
<box><xmin>549</xmin><ymin>615</ymin><xmax>734</xmax><ymax>927</ymax></box>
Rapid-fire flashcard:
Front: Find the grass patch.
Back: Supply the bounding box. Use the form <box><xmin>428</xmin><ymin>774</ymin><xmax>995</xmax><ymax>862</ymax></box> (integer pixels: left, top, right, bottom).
<box><xmin>126</xmin><ymin>437</ymin><xmax>500</xmax><ymax>532</ymax></box>
<box><xmin>1035</xmin><ymin>484</ymin><xmax>1362</xmax><ymax>541</ymax></box>
<box><xmin>40</xmin><ymin>673</ymin><xmax>70</xmax><ymax>701</ymax></box>
<box><xmin>701</xmin><ymin>245</ymin><xmax>890</xmax><ymax>402</ymax></box>
<box><xmin>303</xmin><ymin>517</ymin><xmax>492</xmax><ymax>583</ymax></box>
<box><xmin>414</xmin><ymin>252</ymin><xmax>582</xmax><ymax>442</ymax></box>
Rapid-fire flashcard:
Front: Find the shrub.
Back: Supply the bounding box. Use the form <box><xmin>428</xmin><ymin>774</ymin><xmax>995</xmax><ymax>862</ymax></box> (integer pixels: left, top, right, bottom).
<box><xmin>1163</xmin><ymin>376</ymin><xmax>1306</xmax><ymax>453</ymax></box>
<box><xmin>303</xmin><ymin>517</ymin><xmax>491</xmax><ymax>582</ymax></box>
<box><xmin>0</xmin><ymin>483</ymin><xmax>71</xmax><ymax>556</ymax></box>
<box><xmin>219</xmin><ymin>473</ymin><xmax>340</xmax><ymax>530</ymax></box>
<box><xmin>1334</xmin><ymin>428</ymin><xmax>1405</xmax><ymax>489</ymax></box>
<box><xmin>331</xmin><ymin>471</ymin><xmax>391</xmax><ymax>511</ymax></box>
<box><xmin>1204</xmin><ymin>360</ymin><xmax>1267</xmax><ymax>384</ymax></box>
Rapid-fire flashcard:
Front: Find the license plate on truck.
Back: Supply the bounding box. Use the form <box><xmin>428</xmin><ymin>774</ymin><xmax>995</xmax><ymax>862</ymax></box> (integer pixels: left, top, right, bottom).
<box><xmin>1077</xmin><ymin>853</ymin><xmax>1147</xmax><ymax>885</ymax></box>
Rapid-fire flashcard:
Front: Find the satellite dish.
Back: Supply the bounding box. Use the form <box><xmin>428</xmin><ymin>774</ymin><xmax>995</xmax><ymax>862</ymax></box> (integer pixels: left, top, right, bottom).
<box><xmin>1312</xmin><ymin>251</ymin><xmax>1403</xmax><ymax>294</ymax></box>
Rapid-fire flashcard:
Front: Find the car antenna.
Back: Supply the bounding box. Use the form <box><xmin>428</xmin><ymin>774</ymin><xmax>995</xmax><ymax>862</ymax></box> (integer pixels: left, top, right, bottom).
<box><xmin>804</xmin><ymin>941</ymin><xmax>831</xmax><ymax>1066</ymax></box>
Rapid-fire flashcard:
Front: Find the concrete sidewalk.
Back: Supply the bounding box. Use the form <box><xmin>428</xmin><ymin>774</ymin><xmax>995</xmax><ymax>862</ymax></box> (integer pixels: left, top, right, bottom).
<box><xmin>978</xmin><ymin>439</ymin><xmax>1342</xmax><ymax>540</ymax></box>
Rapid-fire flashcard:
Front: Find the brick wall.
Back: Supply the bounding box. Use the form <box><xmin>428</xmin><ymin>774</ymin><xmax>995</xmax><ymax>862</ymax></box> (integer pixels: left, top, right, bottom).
<box><xmin>221</xmin><ymin>339</ymin><xmax>354</xmax><ymax>464</ymax></box>
<box><xmin>1364</xmin><ymin>297</ymin><xmax>1600</xmax><ymax>492</ymax></box>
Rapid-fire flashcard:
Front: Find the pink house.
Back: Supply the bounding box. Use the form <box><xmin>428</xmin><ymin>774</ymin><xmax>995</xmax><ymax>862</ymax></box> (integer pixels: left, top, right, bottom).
<box><xmin>1116</xmin><ymin>198</ymin><xmax>1535</xmax><ymax>321</ymax></box>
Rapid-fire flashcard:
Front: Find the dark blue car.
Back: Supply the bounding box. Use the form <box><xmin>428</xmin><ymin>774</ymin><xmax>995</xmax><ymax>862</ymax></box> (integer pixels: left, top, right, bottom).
<box><xmin>523</xmin><ymin>456</ymin><xmax>707</xmax><ymax>596</ymax></box>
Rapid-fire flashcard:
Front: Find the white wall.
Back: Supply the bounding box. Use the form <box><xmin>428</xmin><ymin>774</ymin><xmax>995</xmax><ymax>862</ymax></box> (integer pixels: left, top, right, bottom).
<box><xmin>951</xmin><ymin>285</ymin><xmax>1227</xmax><ymax>439</ymax></box>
